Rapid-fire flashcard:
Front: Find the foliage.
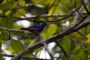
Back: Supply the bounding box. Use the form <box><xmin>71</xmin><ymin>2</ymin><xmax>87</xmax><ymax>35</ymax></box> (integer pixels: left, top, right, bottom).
<box><xmin>0</xmin><ymin>0</ymin><xmax>89</xmax><ymax>60</ymax></box>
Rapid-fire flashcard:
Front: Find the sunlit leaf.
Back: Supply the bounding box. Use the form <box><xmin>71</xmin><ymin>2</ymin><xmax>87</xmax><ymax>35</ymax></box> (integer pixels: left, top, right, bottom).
<box><xmin>0</xmin><ymin>0</ymin><xmax>16</xmax><ymax>11</ymax></box>
<box><xmin>41</xmin><ymin>24</ymin><xmax>57</xmax><ymax>40</ymax></box>
<box><xmin>86</xmin><ymin>34</ymin><xmax>90</xmax><ymax>55</ymax></box>
<box><xmin>5</xmin><ymin>45</ymin><xmax>14</xmax><ymax>54</ymax></box>
<box><xmin>18</xmin><ymin>0</ymin><xmax>26</xmax><ymax>7</ymax></box>
<box><xmin>15</xmin><ymin>8</ymin><xmax>26</xmax><ymax>17</ymax></box>
<box><xmin>10</xmin><ymin>40</ymin><xmax>25</xmax><ymax>54</ymax></box>
<box><xmin>48</xmin><ymin>6</ymin><xmax>60</xmax><ymax>14</ymax></box>
<box><xmin>48</xmin><ymin>0</ymin><xmax>54</xmax><ymax>5</ymax></box>
<box><xmin>86</xmin><ymin>34</ymin><xmax>90</xmax><ymax>43</ymax></box>
<box><xmin>5</xmin><ymin>10</ymin><xmax>11</xmax><ymax>16</ymax></box>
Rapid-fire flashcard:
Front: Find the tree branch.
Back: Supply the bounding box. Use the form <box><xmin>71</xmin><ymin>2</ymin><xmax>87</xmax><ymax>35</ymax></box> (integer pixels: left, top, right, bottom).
<box><xmin>0</xmin><ymin>27</ymin><xmax>27</xmax><ymax>33</ymax></box>
<box><xmin>73</xmin><ymin>0</ymin><xmax>89</xmax><ymax>25</ymax></box>
<box><xmin>0</xmin><ymin>10</ymin><xmax>75</xmax><ymax>23</ymax></box>
<box><xmin>0</xmin><ymin>54</ymin><xmax>51</xmax><ymax>60</ymax></box>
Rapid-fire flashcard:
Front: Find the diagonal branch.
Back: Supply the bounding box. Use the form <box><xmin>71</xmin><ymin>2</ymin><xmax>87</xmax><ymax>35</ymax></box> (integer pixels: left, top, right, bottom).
<box><xmin>73</xmin><ymin>0</ymin><xmax>89</xmax><ymax>25</ymax></box>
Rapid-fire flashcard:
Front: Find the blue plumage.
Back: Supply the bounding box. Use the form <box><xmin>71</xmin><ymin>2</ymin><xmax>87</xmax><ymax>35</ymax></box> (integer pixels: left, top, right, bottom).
<box><xmin>21</xmin><ymin>22</ymin><xmax>47</xmax><ymax>35</ymax></box>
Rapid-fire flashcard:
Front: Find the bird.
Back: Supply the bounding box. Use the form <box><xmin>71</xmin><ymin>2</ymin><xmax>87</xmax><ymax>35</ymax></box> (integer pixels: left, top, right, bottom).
<box><xmin>21</xmin><ymin>22</ymin><xmax>47</xmax><ymax>35</ymax></box>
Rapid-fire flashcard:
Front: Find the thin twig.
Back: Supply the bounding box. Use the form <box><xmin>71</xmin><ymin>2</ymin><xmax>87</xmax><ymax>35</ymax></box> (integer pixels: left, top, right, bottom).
<box><xmin>0</xmin><ymin>10</ymin><xmax>75</xmax><ymax>23</ymax></box>
<box><xmin>76</xmin><ymin>31</ymin><xmax>88</xmax><ymax>40</ymax></box>
<box><xmin>14</xmin><ymin>10</ymin><xmax>76</xmax><ymax>22</ymax></box>
<box><xmin>38</xmin><ymin>36</ymin><xmax>54</xmax><ymax>60</ymax></box>
<box><xmin>0</xmin><ymin>14</ymin><xmax>67</xmax><ymax>19</ymax></box>
<box><xmin>55</xmin><ymin>40</ymin><xmax>68</xmax><ymax>59</ymax></box>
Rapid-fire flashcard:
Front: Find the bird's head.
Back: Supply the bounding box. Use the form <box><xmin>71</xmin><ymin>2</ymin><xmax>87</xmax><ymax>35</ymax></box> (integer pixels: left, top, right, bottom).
<box><xmin>40</xmin><ymin>22</ymin><xmax>48</xmax><ymax>27</ymax></box>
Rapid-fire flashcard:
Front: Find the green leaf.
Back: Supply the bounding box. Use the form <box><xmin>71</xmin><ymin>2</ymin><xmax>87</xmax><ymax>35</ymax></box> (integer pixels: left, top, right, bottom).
<box><xmin>15</xmin><ymin>8</ymin><xmax>26</xmax><ymax>17</ymax></box>
<box><xmin>0</xmin><ymin>58</ymin><xmax>5</xmax><ymax>60</ymax></box>
<box><xmin>86</xmin><ymin>25</ymin><xmax>90</xmax><ymax>34</ymax></box>
<box><xmin>86</xmin><ymin>34</ymin><xmax>90</xmax><ymax>54</ymax></box>
<box><xmin>5</xmin><ymin>45</ymin><xmax>14</xmax><ymax>54</ymax></box>
<box><xmin>35</xmin><ymin>47</ymin><xmax>42</xmax><ymax>54</ymax></box>
<box><xmin>24</xmin><ymin>53</ymin><xmax>35</xmax><ymax>58</ymax></box>
<box><xmin>0</xmin><ymin>31</ymin><xmax>9</xmax><ymax>41</ymax></box>
<box><xmin>80</xmin><ymin>25</ymin><xmax>90</xmax><ymax>35</ymax></box>
<box><xmin>0</xmin><ymin>17</ymin><xmax>13</xmax><ymax>28</ymax></box>
<box><xmin>71</xmin><ymin>45</ymin><xmax>88</xmax><ymax>60</ymax></box>
<box><xmin>41</xmin><ymin>24</ymin><xmax>57</xmax><ymax>40</ymax></box>
<box><xmin>45</xmin><ymin>0</ymin><xmax>55</xmax><ymax>6</ymax></box>
<box><xmin>88</xmin><ymin>43</ymin><xmax>90</xmax><ymax>55</ymax></box>
<box><xmin>18</xmin><ymin>0</ymin><xmax>26</xmax><ymax>7</ymax></box>
<box><xmin>0</xmin><ymin>0</ymin><xmax>16</xmax><ymax>11</ymax></box>
<box><xmin>86</xmin><ymin>34</ymin><xmax>90</xmax><ymax>43</ymax></box>
<box><xmin>10</xmin><ymin>40</ymin><xmax>25</xmax><ymax>54</ymax></box>
<box><xmin>73</xmin><ymin>45</ymin><xmax>84</xmax><ymax>54</ymax></box>
<box><xmin>48</xmin><ymin>6</ymin><xmax>60</xmax><ymax>14</ymax></box>
<box><xmin>61</xmin><ymin>36</ymin><xmax>72</xmax><ymax>52</ymax></box>
<box><xmin>72</xmin><ymin>32</ymin><xmax>85</xmax><ymax>44</ymax></box>
<box><xmin>70</xmin><ymin>54</ymin><xmax>88</xmax><ymax>60</ymax></box>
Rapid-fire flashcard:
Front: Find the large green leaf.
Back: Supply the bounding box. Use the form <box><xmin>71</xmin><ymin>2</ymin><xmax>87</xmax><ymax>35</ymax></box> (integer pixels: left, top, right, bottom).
<box><xmin>61</xmin><ymin>36</ymin><xmax>72</xmax><ymax>52</ymax></box>
<box><xmin>10</xmin><ymin>40</ymin><xmax>25</xmax><ymax>54</ymax></box>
